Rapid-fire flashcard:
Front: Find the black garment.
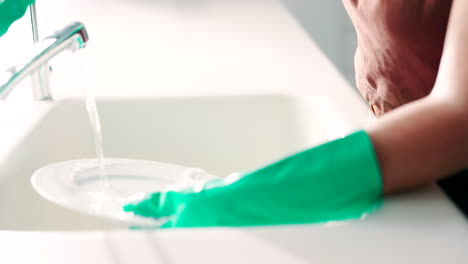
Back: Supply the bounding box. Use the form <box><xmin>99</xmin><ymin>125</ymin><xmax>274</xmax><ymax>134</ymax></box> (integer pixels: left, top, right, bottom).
<box><xmin>438</xmin><ymin>171</ymin><xmax>468</xmax><ymax>218</ymax></box>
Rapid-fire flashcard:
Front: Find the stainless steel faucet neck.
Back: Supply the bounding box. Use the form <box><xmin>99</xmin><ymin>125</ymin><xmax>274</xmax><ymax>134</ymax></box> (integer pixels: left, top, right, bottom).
<box><xmin>0</xmin><ymin>21</ymin><xmax>89</xmax><ymax>100</ymax></box>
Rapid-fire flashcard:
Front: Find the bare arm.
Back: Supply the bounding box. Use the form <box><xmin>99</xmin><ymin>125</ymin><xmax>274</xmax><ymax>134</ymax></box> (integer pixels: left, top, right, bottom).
<box><xmin>368</xmin><ymin>0</ymin><xmax>468</xmax><ymax>194</ymax></box>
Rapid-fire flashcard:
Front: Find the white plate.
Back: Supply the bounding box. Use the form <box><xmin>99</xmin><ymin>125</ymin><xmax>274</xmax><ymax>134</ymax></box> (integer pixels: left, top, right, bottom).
<box><xmin>31</xmin><ymin>158</ymin><xmax>217</xmax><ymax>227</ymax></box>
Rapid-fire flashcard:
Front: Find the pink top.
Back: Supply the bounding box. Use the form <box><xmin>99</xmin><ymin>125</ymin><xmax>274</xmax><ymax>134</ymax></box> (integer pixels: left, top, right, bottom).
<box><xmin>342</xmin><ymin>0</ymin><xmax>452</xmax><ymax>116</ymax></box>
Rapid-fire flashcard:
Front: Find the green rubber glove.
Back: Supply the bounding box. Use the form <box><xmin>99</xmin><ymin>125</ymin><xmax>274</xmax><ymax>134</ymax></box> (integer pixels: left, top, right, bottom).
<box><xmin>0</xmin><ymin>0</ymin><xmax>35</xmax><ymax>37</ymax></box>
<box><xmin>124</xmin><ymin>130</ymin><xmax>383</xmax><ymax>228</ymax></box>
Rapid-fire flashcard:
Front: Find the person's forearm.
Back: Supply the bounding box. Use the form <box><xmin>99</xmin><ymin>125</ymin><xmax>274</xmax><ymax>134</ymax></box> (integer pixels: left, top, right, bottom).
<box><xmin>366</xmin><ymin>0</ymin><xmax>468</xmax><ymax>194</ymax></box>
<box><xmin>367</xmin><ymin>94</ymin><xmax>468</xmax><ymax>194</ymax></box>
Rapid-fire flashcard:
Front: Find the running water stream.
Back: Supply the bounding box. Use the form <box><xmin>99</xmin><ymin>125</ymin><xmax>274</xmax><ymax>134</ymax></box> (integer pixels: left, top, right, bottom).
<box><xmin>73</xmin><ymin>51</ymin><xmax>106</xmax><ymax>181</ymax></box>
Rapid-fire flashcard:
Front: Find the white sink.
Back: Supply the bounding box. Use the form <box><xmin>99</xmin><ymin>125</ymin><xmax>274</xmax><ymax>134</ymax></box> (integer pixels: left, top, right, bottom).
<box><xmin>0</xmin><ymin>94</ymin><xmax>357</xmax><ymax>231</ymax></box>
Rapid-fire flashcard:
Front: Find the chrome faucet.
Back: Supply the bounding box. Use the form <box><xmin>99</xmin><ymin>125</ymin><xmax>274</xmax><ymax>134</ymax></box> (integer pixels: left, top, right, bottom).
<box><xmin>0</xmin><ymin>22</ymin><xmax>89</xmax><ymax>100</ymax></box>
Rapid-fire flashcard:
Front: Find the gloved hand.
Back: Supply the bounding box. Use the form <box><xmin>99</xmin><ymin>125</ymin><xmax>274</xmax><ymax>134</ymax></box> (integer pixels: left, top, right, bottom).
<box><xmin>124</xmin><ymin>130</ymin><xmax>383</xmax><ymax>228</ymax></box>
<box><xmin>0</xmin><ymin>0</ymin><xmax>35</xmax><ymax>37</ymax></box>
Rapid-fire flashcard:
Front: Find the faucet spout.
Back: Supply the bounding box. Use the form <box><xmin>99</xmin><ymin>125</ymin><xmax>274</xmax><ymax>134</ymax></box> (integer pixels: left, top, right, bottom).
<box><xmin>0</xmin><ymin>22</ymin><xmax>89</xmax><ymax>100</ymax></box>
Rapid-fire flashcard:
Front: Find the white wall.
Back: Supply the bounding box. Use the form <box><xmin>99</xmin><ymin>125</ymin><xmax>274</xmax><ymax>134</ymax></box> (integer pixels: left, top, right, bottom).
<box><xmin>279</xmin><ymin>0</ymin><xmax>357</xmax><ymax>87</ymax></box>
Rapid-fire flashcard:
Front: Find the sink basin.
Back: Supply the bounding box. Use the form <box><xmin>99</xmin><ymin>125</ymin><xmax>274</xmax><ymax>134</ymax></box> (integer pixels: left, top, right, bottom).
<box><xmin>0</xmin><ymin>95</ymin><xmax>363</xmax><ymax>231</ymax></box>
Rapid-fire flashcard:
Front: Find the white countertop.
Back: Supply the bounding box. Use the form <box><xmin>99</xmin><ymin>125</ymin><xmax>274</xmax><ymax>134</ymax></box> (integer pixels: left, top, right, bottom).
<box><xmin>0</xmin><ymin>0</ymin><xmax>467</xmax><ymax>263</ymax></box>
<box><xmin>1</xmin><ymin>186</ymin><xmax>467</xmax><ymax>263</ymax></box>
